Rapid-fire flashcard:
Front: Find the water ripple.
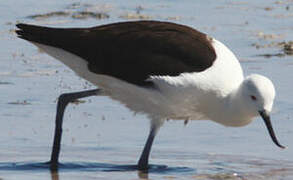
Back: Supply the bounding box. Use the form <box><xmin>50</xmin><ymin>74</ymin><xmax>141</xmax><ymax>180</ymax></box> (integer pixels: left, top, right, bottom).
<box><xmin>0</xmin><ymin>161</ymin><xmax>195</xmax><ymax>174</ymax></box>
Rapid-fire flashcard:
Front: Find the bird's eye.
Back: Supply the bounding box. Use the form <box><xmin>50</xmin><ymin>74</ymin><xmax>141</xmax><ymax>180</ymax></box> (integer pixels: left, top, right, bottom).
<box><xmin>250</xmin><ymin>95</ymin><xmax>257</xmax><ymax>101</ymax></box>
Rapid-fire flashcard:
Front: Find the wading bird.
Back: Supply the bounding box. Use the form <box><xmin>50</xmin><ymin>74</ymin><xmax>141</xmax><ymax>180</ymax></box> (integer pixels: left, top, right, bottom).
<box><xmin>16</xmin><ymin>21</ymin><xmax>285</xmax><ymax>170</ymax></box>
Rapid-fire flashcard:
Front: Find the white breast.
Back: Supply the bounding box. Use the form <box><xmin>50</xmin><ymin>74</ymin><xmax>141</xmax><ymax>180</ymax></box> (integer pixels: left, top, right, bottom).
<box><xmin>148</xmin><ymin>39</ymin><xmax>244</xmax><ymax>121</ymax></box>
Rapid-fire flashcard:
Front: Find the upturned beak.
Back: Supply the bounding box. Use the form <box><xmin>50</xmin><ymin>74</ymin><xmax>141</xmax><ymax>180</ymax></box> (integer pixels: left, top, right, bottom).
<box><xmin>259</xmin><ymin>110</ymin><xmax>285</xmax><ymax>149</ymax></box>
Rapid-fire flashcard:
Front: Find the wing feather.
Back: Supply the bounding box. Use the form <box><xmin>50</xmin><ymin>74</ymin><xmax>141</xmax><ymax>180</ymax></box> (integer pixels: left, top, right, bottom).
<box><xmin>16</xmin><ymin>21</ymin><xmax>216</xmax><ymax>86</ymax></box>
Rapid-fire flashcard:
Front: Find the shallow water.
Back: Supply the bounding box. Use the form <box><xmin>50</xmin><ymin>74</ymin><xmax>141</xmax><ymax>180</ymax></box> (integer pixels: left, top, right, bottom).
<box><xmin>1</xmin><ymin>0</ymin><xmax>293</xmax><ymax>179</ymax></box>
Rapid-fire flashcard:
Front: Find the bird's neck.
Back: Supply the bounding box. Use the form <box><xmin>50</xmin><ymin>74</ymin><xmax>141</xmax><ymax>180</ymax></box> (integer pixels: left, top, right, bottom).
<box><xmin>221</xmin><ymin>85</ymin><xmax>255</xmax><ymax>127</ymax></box>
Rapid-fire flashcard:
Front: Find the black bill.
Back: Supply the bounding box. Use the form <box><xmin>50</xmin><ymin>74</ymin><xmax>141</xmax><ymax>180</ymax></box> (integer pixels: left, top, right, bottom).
<box><xmin>259</xmin><ymin>110</ymin><xmax>286</xmax><ymax>149</ymax></box>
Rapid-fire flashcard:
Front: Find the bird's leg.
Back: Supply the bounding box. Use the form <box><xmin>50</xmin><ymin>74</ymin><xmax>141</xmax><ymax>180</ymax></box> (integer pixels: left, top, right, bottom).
<box><xmin>137</xmin><ymin>124</ymin><xmax>160</xmax><ymax>170</ymax></box>
<box><xmin>49</xmin><ymin>89</ymin><xmax>100</xmax><ymax>170</ymax></box>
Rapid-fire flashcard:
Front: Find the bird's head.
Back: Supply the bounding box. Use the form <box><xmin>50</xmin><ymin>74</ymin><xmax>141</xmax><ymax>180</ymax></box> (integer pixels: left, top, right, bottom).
<box><xmin>242</xmin><ymin>74</ymin><xmax>275</xmax><ymax>116</ymax></box>
<box><xmin>242</xmin><ymin>74</ymin><xmax>285</xmax><ymax>149</ymax></box>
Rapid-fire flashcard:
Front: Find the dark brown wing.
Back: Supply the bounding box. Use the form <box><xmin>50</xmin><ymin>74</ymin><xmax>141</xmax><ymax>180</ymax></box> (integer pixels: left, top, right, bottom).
<box><xmin>16</xmin><ymin>21</ymin><xmax>216</xmax><ymax>86</ymax></box>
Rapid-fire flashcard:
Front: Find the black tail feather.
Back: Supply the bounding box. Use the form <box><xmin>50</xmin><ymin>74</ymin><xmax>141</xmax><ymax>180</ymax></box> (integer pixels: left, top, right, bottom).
<box><xmin>16</xmin><ymin>23</ymin><xmax>57</xmax><ymax>45</ymax></box>
<box><xmin>15</xmin><ymin>23</ymin><xmax>81</xmax><ymax>47</ymax></box>
<box><xmin>15</xmin><ymin>23</ymin><xmax>94</xmax><ymax>66</ymax></box>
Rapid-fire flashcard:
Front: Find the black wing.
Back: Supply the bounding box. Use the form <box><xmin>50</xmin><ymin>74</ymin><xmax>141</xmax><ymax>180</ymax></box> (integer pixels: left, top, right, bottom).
<box><xmin>16</xmin><ymin>21</ymin><xmax>216</xmax><ymax>86</ymax></box>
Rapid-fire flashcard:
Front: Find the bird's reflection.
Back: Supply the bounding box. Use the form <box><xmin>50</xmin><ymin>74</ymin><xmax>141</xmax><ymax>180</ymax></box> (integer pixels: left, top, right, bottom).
<box><xmin>0</xmin><ymin>161</ymin><xmax>193</xmax><ymax>180</ymax></box>
<box><xmin>50</xmin><ymin>169</ymin><xmax>59</xmax><ymax>180</ymax></box>
<box><xmin>49</xmin><ymin>167</ymin><xmax>150</xmax><ymax>180</ymax></box>
<box><xmin>137</xmin><ymin>170</ymin><xmax>149</xmax><ymax>179</ymax></box>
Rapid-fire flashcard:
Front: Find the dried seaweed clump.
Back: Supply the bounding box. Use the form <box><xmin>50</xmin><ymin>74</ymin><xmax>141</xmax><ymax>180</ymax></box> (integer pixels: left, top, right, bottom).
<box><xmin>280</xmin><ymin>41</ymin><xmax>293</xmax><ymax>55</ymax></box>
<box><xmin>252</xmin><ymin>41</ymin><xmax>293</xmax><ymax>58</ymax></box>
<box><xmin>28</xmin><ymin>10</ymin><xmax>109</xmax><ymax>20</ymax></box>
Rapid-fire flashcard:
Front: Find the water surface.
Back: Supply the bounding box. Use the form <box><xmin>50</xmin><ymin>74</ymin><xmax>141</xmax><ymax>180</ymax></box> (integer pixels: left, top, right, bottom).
<box><xmin>1</xmin><ymin>0</ymin><xmax>293</xmax><ymax>179</ymax></box>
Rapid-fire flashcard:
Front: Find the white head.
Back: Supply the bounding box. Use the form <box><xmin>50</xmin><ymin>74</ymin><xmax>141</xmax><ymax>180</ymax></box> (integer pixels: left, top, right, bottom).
<box><xmin>241</xmin><ymin>74</ymin><xmax>275</xmax><ymax>117</ymax></box>
<box><xmin>240</xmin><ymin>74</ymin><xmax>285</xmax><ymax>149</ymax></box>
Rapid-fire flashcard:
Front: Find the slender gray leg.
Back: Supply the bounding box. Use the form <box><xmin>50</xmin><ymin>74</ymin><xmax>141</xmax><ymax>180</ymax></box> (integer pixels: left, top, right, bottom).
<box><xmin>50</xmin><ymin>89</ymin><xmax>100</xmax><ymax>170</ymax></box>
<box><xmin>137</xmin><ymin>125</ymin><xmax>160</xmax><ymax>170</ymax></box>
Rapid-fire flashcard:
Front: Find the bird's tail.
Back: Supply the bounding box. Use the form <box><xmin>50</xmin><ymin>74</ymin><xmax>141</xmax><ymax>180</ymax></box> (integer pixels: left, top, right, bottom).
<box><xmin>16</xmin><ymin>23</ymin><xmax>93</xmax><ymax>61</ymax></box>
<box><xmin>16</xmin><ymin>23</ymin><xmax>92</xmax><ymax>49</ymax></box>
<box><xmin>16</xmin><ymin>23</ymin><xmax>74</xmax><ymax>48</ymax></box>
<box><xmin>15</xmin><ymin>23</ymin><xmax>96</xmax><ymax>77</ymax></box>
